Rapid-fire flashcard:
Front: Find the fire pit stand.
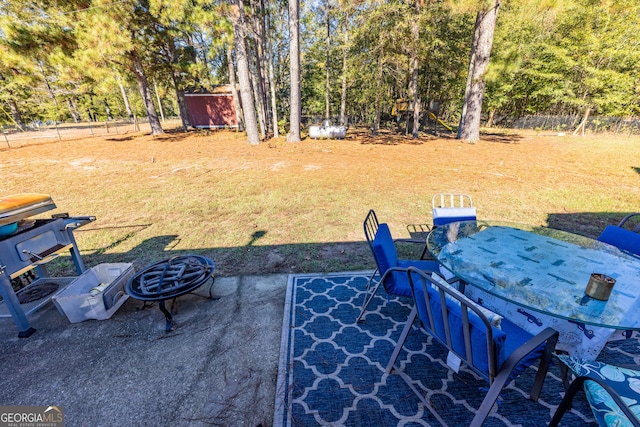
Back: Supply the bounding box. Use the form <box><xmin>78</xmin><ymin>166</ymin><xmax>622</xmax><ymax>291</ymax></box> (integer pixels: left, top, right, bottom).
<box><xmin>126</xmin><ymin>255</ymin><xmax>216</xmax><ymax>332</ymax></box>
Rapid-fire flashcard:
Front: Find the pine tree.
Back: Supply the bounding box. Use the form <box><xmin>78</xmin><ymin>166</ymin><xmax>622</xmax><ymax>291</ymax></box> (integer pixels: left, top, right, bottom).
<box><xmin>287</xmin><ymin>0</ymin><xmax>301</xmax><ymax>142</ymax></box>
<box><xmin>230</xmin><ymin>1</ymin><xmax>261</xmax><ymax>145</ymax></box>
<box><xmin>456</xmin><ymin>0</ymin><xmax>500</xmax><ymax>143</ymax></box>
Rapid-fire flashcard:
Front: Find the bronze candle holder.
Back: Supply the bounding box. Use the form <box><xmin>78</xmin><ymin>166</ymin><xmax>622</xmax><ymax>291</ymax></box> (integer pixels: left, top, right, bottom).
<box><xmin>585</xmin><ymin>273</ymin><xmax>616</xmax><ymax>301</ymax></box>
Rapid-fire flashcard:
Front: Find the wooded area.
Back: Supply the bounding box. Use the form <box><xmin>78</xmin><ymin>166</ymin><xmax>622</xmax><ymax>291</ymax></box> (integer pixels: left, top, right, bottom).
<box><xmin>1</xmin><ymin>0</ymin><xmax>639</xmax><ymax>143</ymax></box>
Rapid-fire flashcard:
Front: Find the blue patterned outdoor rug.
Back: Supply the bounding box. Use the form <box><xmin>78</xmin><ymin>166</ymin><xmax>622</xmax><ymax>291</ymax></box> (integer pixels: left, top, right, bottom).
<box><xmin>273</xmin><ymin>272</ymin><xmax>640</xmax><ymax>426</ymax></box>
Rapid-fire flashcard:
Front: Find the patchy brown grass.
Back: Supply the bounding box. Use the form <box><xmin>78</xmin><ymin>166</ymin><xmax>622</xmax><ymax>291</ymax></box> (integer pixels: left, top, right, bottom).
<box><xmin>2</xmin><ymin>127</ymin><xmax>639</xmax><ymax>276</ymax></box>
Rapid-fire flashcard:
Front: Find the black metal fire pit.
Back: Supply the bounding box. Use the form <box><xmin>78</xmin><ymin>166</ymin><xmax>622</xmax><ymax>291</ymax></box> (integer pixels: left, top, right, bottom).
<box><xmin>126</xmin><ymin>255</ymin><xmax>215</xmax><ymax>332</ymax></box>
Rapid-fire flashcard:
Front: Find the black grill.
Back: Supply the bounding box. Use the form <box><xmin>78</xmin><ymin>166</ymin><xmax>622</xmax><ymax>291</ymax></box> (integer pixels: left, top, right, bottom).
<box><xmin>0</xmin><ymin>215</ymin><xmax>94</xmax><ymax>337</ymax></box>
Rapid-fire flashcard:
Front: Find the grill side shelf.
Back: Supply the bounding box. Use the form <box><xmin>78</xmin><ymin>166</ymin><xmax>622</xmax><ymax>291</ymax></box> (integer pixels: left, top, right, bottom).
<box><xmin>10</xmin><ymin>244</ymin><xmax>74</xmax><ymax>279</ymax></box>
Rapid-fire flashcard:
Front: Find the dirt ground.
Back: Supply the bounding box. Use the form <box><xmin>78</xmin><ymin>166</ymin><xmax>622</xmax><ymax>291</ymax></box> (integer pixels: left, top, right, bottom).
<box><xmin>2</xmin><ymin>126</ymin><xmax>640</xmax><ymax>277</ymax></box>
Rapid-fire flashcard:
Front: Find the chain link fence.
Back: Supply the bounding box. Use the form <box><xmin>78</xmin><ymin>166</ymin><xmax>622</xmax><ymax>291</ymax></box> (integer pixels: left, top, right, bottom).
<box><xmin>509</xmin><ymin>115</ymin><xmax>640</xmax><ymax>135</ymax></box>
<box><xmin>1</xmin><ymin>117</ymin><xmax>184</xmax><ymax>149</ymax></box>
<box><xmin>305</xmin><ymin>113</ymin><xmax>640</xmax><ymax>136</ymax></box>
<box><xmin>4</xmin><ymin>115</ymin><xmax>639</xmax><ymax>147</ymax></box>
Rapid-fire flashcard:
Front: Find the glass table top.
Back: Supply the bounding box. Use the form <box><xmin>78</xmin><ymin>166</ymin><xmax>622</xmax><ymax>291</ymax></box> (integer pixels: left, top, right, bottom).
<box><xmin>427</xmin><ymin>221</ymin><xmax>640</xmax><ymax>330</ymax></box>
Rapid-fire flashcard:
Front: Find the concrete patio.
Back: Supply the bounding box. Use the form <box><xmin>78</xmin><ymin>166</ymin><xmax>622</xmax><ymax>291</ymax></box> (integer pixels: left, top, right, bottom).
<box><xmin>0</xmin><ymin>274</ymin><xmax>288</xmax><ymax>427</ymax></box>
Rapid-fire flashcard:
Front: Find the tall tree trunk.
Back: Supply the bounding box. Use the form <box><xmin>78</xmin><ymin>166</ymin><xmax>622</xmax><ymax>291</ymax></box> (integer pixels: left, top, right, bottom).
<box><xmin>262</xmin><ymin>0</ymin><xmax>279</xmax><ymax>137</ymax></box>
<box><xmin>573</xmin><ymin>106</ymin><xmax>591</xmax><ymax>136</ymax></box>
<box><xmin>339</xmin><ymin>10</ymin><xmax>349</xmax><ymax>127</ymax></box>
<box><xmin>171</xmin><ymin>72</ymin><xmax>190</xmax><ymax>131</ymax></box>
<box><xmin>485</xmin><ymin>107</ymin><xmax>495</xmax><ymax>127</ymax></box>
<box><xmin>325</xmin><ymin>3</ymin><xmax>331</xmax><ymax>122</ymax></box>
<box><xmin>287</xmin><ymin>0</ymin><xmax>301</xmax><ymax>142</ymax></box>
<box><xmin>226</xmin><ymin>42</ymin><xmax>244</xmax><ymax>131</ymax></box>
<box><xmin>129</xmin><ymin>53</ymin><xmax>164</xmax><ymax>135</ymax></box>
<box><xmin>38</xmin><ymin>61</ymin><xmax>58</xmax><ymax>108</ymax></box>
<box><xmin>249</xmin><ymin>53</ymin><xmax>267</xmax><ymax>139</ymax></box>
<box><xmin>88</xmin><ymin>94</ymin><xmax>96</xmax><ymax>121</ymax></box>
<box><xmin>410</xmin><ymin>0</ymin><xmax>421</xmax><ymax>138</ymax></box>
<box><xmin>153</xmin><ymin>79</ymin><xmax>165</xmax><ymax>123</ymax></box>
<box><xmin>251</xmin><ymin>0</ymin><xmax>272</xmax><ymax>134</ymax></box>
<box><xmin>373</xmin><ymin>102</ymin><xmax>380</xmax><ymax>136</ymax></box>
<box><xmin>103</xmin><ymin>99</ymin><xmax>113</xmax><ymax>120</ymax></box>
<box><xmin>117</xmin><ymin>76</ymin><xmax>134</xmax><ymax>120</ymax></box>
<box><xmin>266</xmin><ymin>17</ymin><xmax>279</xmax><ymax>138</ymax></box>
<box><xmin>7</xmin><ymin>99</ymin><xmax>25</xmax><ymax>131</ymax></box>
<box><xmin>456</xmin><ymin>0</ymin><xmax>500</xmax><ymax>143</ymax></box>
<box><xmin>410</xmin><ymin>62</ymin><xmax>420</xmax><ymax>138</ymax></box>
<box><xmin>372</xmin><ymin>61</ymin><xmax>383</xmax><ymax>136</ymax></box>
<box><xmin>67</xmin><ymin>98</ymin><xmax>81</xmax><ymax>122</ymax></box>
<box><xmin>231</xmin><ymin>1</ymin><xmax>261</xmax><ymax>145</ymax></box>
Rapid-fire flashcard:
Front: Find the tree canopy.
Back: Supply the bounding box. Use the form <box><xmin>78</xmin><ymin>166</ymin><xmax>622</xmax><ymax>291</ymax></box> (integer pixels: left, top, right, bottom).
<box><xmin>0</xmin><ymin>0</ymin><xmax>638</xmax><ymax>139</ymax></box>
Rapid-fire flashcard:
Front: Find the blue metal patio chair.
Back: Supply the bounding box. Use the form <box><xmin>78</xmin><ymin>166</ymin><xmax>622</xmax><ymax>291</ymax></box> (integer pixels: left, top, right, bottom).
<box><xmin>357</xmin><ymin>210</ymin><xmax>441</xmax><ymax>323</ymax></box>
<box><xmin>550</xmin><ymin>354</ymin><xmax>640</xmax><ymax>426</ymax></box>
<box><xmin>432</xmin><ymin>193</ymin><xmax>477</xmax><ymax>227</ymax></box>
<box><xmin>597</xmin><ymin>213</ymin><xmax>640</xmax><ymax>256</ymax></box>
<box><xmin>387</xmin><ymin>267</ymin><xmax>559</xmax><ymax>426</ymax></box>
<box><xmin>597</xmin><ymin>213</ymin><xmax>640</xmax><ymax>339</ymax></box>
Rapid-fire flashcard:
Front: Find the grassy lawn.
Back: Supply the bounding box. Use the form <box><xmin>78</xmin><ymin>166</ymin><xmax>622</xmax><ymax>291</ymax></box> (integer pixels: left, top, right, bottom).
<box><xmin>2</xmin><ymin>128</ymin><xmax>639</xmax><ymax>276</ymax></box>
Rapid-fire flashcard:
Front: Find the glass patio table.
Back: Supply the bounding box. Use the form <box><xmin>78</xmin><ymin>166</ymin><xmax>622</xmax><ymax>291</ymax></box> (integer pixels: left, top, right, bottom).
<box><xmin>426</xmin><ymin>221</ymin><xmax>640</xmax><ymax>358</ymax></box>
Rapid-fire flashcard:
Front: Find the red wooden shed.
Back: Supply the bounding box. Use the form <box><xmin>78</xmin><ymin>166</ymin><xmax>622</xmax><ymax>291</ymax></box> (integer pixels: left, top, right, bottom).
<box><xmin>185</xmin><ymin>87</ymin><xmax>238</xmax><ymax>129</ymax></box>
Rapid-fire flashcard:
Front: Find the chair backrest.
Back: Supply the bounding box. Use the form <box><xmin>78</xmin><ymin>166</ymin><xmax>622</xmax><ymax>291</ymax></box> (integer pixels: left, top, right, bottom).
<box><xmin>431</xmin><ymin>193</ymin><xmax>477</xmax><ymax>226</ymax></box>
<box><xmin>407</xmin><ymin>266</ymin><xmax>504</xmax><ymax>381</ymax></box>
<box><xmin>618</xmin><ymin>213</ymin><xmax>640</xmax><ymax>233</ymax></box>
<box><xmin>597</xmin><ymin>225</ymin><xmax>640</xmax><ymax>256</ymax></box>
<box><xmin>363</xmin><ymin>209</ymin><xmax>380</xmax><ymax>253</ymax></box>
<box><xmin>372</xmin><ymin>223</ymin><xmax>399</xmax><ymax>275</ymax></box>
<box><xmin>432</xmin><ymin>193</ymin><xmax>474</xmax><ymax>209</ymax></box>
<box><xmin>371</xmin><ymin>223</ymin><xmax>421</xmax><ymax>298</ymax></box>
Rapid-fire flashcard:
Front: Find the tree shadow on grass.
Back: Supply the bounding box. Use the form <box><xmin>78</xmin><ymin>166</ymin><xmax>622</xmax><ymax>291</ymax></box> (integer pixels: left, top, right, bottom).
<box><xmin>546</xmin><ymin>211</ymin><xmax>636</xmax><ymax>239</ymax></box>
<box><xmin>52</xmin><ymin>211</ymin><xmax>633</xmax><ymax>279</ymax></box>
<box><xmin>64</xmin><ymin>224</ymin><xmax>374</xmax><ymax>278</ymax></box>
<box><xmin>481</xmin><ymin>132</ymin><xmax>525</xmax><ymax>144</ymax></box>
<box><xmin>104</xmin><ymin>129</ymin><xmax>196</xmax><ymax>143</ymax></box>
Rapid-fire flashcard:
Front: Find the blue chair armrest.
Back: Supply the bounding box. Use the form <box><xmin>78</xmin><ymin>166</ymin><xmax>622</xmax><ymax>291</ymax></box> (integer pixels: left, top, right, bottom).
<box><xmin>549</xmin><ymin>370</ymin><xmax>640</xmax><ymax>427</ymax></box>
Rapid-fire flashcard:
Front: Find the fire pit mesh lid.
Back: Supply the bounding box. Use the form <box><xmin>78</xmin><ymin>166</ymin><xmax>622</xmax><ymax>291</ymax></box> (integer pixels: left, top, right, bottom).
<box><xmin>127</xmin><ymin>255</ymin><xmax>214</xmax><ymax>301</ymax></box>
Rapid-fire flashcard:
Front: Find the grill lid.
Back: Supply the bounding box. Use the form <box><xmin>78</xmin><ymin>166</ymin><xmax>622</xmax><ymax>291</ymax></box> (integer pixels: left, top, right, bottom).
<box><xmin>0</xmin><ymin>194</ymin><xmax>56</xmax><ymax>226</ymax></box>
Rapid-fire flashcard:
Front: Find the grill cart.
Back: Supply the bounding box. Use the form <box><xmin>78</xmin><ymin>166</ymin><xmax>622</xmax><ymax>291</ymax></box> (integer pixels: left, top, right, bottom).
<box><xmin>0</xmin><ymin>193</ymin><xmax>95</xmax><ymax>337</ymax></box>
